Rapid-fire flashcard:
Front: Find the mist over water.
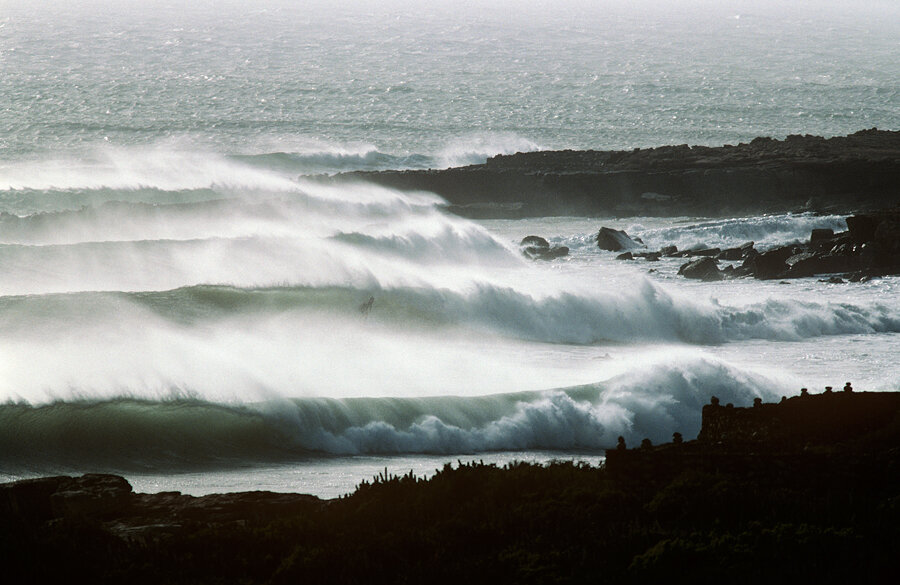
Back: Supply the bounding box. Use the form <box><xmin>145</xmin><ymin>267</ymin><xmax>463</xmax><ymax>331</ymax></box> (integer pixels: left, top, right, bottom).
<box><xmin>1</xmin><ymin>0</ymin><xmax>898</xmax><ymax>494</ymax></box>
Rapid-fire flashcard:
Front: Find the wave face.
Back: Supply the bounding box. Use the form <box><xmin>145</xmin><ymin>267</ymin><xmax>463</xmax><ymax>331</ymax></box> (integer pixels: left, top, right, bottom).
<box><xmin>0</xmin><ymin>358</ymin><xmax>778</xmax><ymax>472</ymax></box>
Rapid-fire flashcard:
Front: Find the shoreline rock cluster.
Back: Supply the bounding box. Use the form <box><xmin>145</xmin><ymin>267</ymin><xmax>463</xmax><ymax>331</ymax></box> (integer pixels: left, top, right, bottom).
<box><xmin>330</xmin><ymin>129</ymin><xmax>900</xmax><ymax>218</ymax></box>
<box><xmin>602</xmin><ymin>208</ymin><xmax>900</xmax><ymax>281</ymax></box>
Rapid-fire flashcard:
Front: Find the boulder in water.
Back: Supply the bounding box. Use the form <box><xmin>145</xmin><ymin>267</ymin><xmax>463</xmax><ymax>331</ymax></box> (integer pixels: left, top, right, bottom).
<box><xmin>678</xmin><ymin>257</ymin><xmax>723</xmax><ymax>281</ymax></box>
<box><xmin>596</xmin><ymin>227</ymin><xmax>643</xmax><ymax>252</ymax></box>
<box><xmin>520</xmin><ymin>235</ymin><xmax>569</xmax><ymax>261</ymax></box>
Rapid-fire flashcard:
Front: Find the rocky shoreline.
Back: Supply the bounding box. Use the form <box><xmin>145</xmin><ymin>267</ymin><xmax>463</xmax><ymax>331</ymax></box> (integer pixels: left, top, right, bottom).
<box><xmin>591</xmin><ymin>209</ymin><xmax>900</xmax><ymax>281</ymax></box>
<box><xmin>4</xmin><ymin>389</ymin><xmax>898</xmax><ymax>584</ymax></box>
<box><xmin>328</xmin><ymin>129</ymin><xmax>900</xmax><ymax>218</ymax></box>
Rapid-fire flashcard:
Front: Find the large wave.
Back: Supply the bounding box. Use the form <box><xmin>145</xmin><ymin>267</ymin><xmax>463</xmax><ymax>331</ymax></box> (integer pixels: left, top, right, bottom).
<box><xmin>0</xmin><ymin>357</ymin><xmax>780</xmax><ymax>473</ymax></box>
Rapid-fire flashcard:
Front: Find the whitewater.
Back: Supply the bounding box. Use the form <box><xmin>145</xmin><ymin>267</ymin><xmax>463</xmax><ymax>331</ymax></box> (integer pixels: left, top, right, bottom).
<box><xmin>1</xmin><ymin>0</ymin><xmax>898</xmax><ymax>497</ymax></box>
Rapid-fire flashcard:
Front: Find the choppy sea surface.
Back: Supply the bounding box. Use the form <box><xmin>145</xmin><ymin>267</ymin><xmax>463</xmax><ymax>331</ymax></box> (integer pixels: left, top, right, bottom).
<box><xmin>1</xmin><ymin>0</ymin><xmax>898</xmax><ymax>498</ymax></box>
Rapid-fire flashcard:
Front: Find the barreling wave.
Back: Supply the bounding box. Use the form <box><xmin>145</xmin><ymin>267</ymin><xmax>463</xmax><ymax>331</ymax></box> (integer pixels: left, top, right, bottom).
<box><xmin>0</xmin><ymin>358</ymin><xmax>778</xmax><ymax>472</ymax></box>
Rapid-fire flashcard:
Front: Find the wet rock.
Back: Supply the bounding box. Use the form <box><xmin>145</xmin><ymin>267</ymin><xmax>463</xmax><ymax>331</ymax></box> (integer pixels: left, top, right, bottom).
<box><xmin>540</xmin><ymin>246</ymin><xmax>569</xmax><ymax>260</ymax></box>
<box><xmin>787</xmin><ymin>253</ymin><xmax>856</xmax><ymax>277</ymax></box>
<box><xmin>616</xmin><ymin>252</ymin><xmax>634</xmax><ymax>260</ymax></box>
<box><xmin>678</xmin><ymin>257</ymin><xmax>723</xmax><ymax>281</ymax></box>
<box><xmin>718</xmin><ymin>241</ymin><xmax>755</xmax><ymax>261</ymax></box>
<box><xmin>846</xmin><ymin>214</ymin><xmax>880</xmax><ymax>243</ymax></box>
<box><xmin>596</xmin><ymin>227</ymin><xmax>643</xmax><ymax>251</ymax></box>
<box><xmin>520</xmin><ymin>235</ymin><xmax>568</xmax><ymax>260</ymax></box>
<box><xmin>717</xmin><ymin>247</ymin><xmax>744</xmax><ymax>261</ymax></box>
<box><xmin>520</xmin><ymin>235</ymin><xmax>549</xmax><ymax>248</ymax></box>
<box><xmin>810</xmin><ymin>228</ymin><xmax>834</xmax><ymax>243</ymax></box>
<box><xmin>687</xmin><ymin>247</ymin><xmax>721</xmax><ymax>257</ymax></box>
<box><xmin>660</xmin><ymin>245</ymin><xmax>678</xmax><ymax>257</ymax></box>
<box><xmin>750</xmin><ymin>246</ymin><xmax>794</xmax><ymax>279</ymax></box>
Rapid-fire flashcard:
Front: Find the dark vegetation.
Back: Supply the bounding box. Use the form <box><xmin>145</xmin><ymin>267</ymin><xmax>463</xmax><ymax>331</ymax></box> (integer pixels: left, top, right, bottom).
<box><xmin>3</xmin><ymin>389</ymin><xmax>899</xmax><ymax>585</ymax></box>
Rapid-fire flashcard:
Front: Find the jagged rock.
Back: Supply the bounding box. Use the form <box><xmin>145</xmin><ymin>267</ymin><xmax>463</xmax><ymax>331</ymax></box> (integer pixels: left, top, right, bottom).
<box><xmin>846</xmin><ymin>214</ymin><xmax>880</xmax><ymax>243</ymax></box>
<box><xmin>596</xmin><ymin>227</ymin><xmax>643</xmax><ymax>251</ymax></box>
<box><xmin>50</xmin><ymin>474</ymin><xmax>133</xmax><ymax>518</ymax></box>
<box><xmin>788</xmin><ymin>253</ymin><xmax>857</xmax><ymax>277</ymax></box>
<box><xmin>717</xmin><ymin>247</ymin><xmax>743</xmax><ymax>261</ymax></box>
<box><xmin>660</xmin><ymin>245</ymin><xmax>678</xmax><ymax>257</ymax></box>
<box><xmin>678</xmin><ymin>257</ymin><xmax>723</xmax><ymax>281</ymax></box>
<box><xmin>810</xmin><ymin>228</ymin><xmax>834</xmax><ymax>242</ymax></box>
<box><xmin>616</xmin><ymin>252</ymin><xmax>633</xmax><ymax>260</ymax></box>
<box><xmin>687</xmin><ymin>247</ymin><xmax>721</xmax><ymax>257</ymax></box>
<box><xmin>718</xmin><ymin>241</ymin><xmax>755</xmax><ymax>261</ymax></box>
<box><xmin>786</xmin><ymin>252</ymin><xmax>816</xmax><ymax>266</ymax></box>
<box><xmin>0</xmin><ymin>474</ymin><xmax>133</xmax><ymax>524</ymax></box>
<box><xmin>750</xmin><ymin>246</ymin><xmax>794</xmax><ymax>279</ymax></box>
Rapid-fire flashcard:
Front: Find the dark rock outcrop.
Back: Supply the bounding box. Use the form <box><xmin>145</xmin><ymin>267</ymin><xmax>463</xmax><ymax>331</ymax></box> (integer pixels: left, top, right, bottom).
<box><xmin>723</xmin><ymin>209</ymin><xmax>900</xmax><ymax>280</ymax></box>
<box><xmin>678</xmin><ymin>257</ymin><xmax>723</xmax><ymax>281</ymax></box>
<box><xmin>596</xmin><ymin>227</ymin><xmax>643</xmax><ymax>251</ymax></box>
<box><xmin>520</xmin><ymin>235</ymin><xmax>569</xmax><ymax>260</ymax></box>
<box><xmin>329</xmin><ymin>129</ymin><xmax>900</xmax><ymax>218</ymax></box>
<box><xmin>0</xmin><ymin>473</ymin><xmax>323</xmax><ymax>546</ymax></box>
<box><xmin>747</xmin><ymin>246</ymin><xmax>794</xmax><ymax>279</ymax></box>
<box><xmin>697</xmin><ymin>389</ymin><xmax>900</xmax><ymax>445</ymax></box>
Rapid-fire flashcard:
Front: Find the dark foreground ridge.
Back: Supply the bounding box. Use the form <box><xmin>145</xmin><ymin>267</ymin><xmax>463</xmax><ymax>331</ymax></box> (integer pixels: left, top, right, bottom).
<box><xmin>3</xmin><ymin>389</ymin><xmax>899</xmax><ymax>584</ymax></box>
<box><xmin>329</xmin><ymin>129</ymin><xmax>900</xmax><ymax>218</ymax></box>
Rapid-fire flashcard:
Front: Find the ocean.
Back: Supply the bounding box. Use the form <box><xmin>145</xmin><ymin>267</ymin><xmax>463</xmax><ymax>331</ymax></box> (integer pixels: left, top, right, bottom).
<box><xmin>1</xmin><ymin>0</ymin><xmax>898</xmax><ymax>498</ymax></box>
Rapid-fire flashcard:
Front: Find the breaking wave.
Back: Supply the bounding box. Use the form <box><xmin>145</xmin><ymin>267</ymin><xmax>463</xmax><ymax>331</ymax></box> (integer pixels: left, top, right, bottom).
<box><xmin>0</xmin><ymin>358</ymin><xmax>779</xmax><ymax>472</ymax></box>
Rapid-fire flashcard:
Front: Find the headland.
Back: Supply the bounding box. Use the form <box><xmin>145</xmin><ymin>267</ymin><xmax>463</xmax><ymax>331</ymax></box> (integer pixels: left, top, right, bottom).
<box><xmin>328</xmin><ymin>129</ymin><xmax>900</xmax><ymax>218</ymax></box>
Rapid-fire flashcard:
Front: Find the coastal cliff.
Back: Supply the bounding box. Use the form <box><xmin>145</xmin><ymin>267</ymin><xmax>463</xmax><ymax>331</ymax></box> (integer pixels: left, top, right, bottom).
<box><xmin>3</xmin><ymin>390</ymin><xmax>898</xmax><ymax>584</ymax></box>
<box><xmin>330</xmin><ymin>129</ymin><xmax>900</xmax><ymax>218</ymax></box>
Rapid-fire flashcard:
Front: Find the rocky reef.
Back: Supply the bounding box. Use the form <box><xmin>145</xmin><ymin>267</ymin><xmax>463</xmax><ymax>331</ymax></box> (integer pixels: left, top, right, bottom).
<box><xmin>3</xmin><ymin>389</ymin><xmax>898</xmax><ymax>584</ymax></box>
<box><xmin>330</xmin><ymin>129</ymin><xmax>900</xmax><ymax>218</ymax></box>
<box><xmin>604</xmin><ymin>208</ymin><xmax>900</xmax><ymax>281</ymax></box>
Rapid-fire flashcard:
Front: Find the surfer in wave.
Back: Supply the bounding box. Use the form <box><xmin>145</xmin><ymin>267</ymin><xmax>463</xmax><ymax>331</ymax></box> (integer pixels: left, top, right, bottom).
<box><xmin>359</xmin><ymin>296</ymin><xmax>375</xmax><ymax>318</ymax></box>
